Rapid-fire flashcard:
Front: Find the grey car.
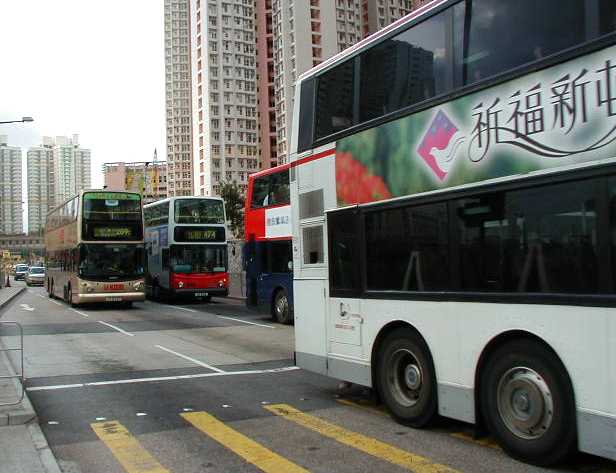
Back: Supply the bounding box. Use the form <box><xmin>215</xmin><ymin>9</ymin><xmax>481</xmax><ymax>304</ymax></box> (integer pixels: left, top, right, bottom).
<box><xmin>25</xmin><ymin>267</ymin><xmax>45</xmax><ymax>286</ymax></box>
<box><xmin>14</xmin><ymin>264</ymin><xmax>29</xmax><ymax>281</ymax></box>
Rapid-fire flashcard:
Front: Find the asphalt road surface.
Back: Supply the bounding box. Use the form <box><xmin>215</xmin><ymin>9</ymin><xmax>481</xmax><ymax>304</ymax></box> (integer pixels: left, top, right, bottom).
<box><xmin>1</xmin><ymin>281</ymin><xmax>614</xmax><ymax>473</ymax></box>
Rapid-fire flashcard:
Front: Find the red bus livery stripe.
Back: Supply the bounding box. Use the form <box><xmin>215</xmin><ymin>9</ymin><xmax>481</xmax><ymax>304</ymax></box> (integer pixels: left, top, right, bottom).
<box><xmin>291</xmin><ymin>148</ymin><xmax>336</xmax><ymax>169</ymax></box>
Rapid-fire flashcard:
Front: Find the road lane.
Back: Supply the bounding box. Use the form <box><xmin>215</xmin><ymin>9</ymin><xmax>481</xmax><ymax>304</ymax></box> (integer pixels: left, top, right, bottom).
<box><xmin>3</xmin><ymin>284</ymin><xmax>615</xmax><ymax>473</ymax></box>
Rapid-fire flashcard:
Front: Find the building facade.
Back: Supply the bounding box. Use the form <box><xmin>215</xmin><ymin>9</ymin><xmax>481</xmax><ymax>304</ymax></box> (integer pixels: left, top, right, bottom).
<box><xmin>361</xmin><ymin>0</ymin><xmax>412</xmax><ymax>37</ymax></box>
<box><xmin>266</xmin><ymin>0</ymin><xmax>363</xmax><ymax>165</ymax></box>
<box><xmin>191</xmin><ymin>0</ymin><xmax>259</xmax><ymax>197</ymax></box>
<box><xmin>26</xmin><ymin>137</ymin><xmax>54</xmax><ymax>234</ymax></box>
<box><xmin>103</xmin><ymin>161</ymin><xmax>168</xmax><ymax>203</ymax></box>
<box><xmin>0</xmin><ymin>136</ymin><xmax>23</xmax><ymax>234</ymax></box>
<box><xmin>165</xmin><ymin>0</ymin><xmax>194</xmax><ymax>197</ymax></box>
<box><xmin>26</xmin><ymin>135</ymin><xmax>91</xmax><ymax>234</ymax></box>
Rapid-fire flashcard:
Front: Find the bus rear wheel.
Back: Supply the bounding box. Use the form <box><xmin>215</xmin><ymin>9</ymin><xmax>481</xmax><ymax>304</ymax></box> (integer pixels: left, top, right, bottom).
<box><xmin>273</xmin><ymin>289</ymin><xmax>292</xmax><ymax>325</ymax></box>
<box><xmin>376</xmin><ymin>328</ymin><xmax>437</xmax><ymax>428</ymax></box>
<box><xmin>480</xmin><ymin>339</ymin><xmax>576</xmax><ymax>466</ymax></box>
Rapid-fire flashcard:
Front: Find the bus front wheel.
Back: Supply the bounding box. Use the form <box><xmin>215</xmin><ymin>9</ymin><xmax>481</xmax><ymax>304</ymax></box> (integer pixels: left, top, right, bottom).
<box><xmin>272</xmin><ymin>289</ymin><xmax>292</xmax><ymax>325</ymax></box>
<box><xmin>480</xmin><ymin>339</ymin><xmax>575</xmax><ymax>466</ymax></box>
<box><xmin>376</xmin><ymin>327</ymin><xmax>437</xmax><ymax>428</ymax></box>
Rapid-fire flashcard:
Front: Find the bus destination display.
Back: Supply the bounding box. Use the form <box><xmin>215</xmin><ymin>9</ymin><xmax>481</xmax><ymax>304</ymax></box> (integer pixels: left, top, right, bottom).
<box><xmin>174</xmin><ymin>226</ymin><xmax>225</xmax><ymax>242</ymax></box>
<box><xmin>93</xmin><ymin>226</ymin><xmax>134</xmax><ymax>239</ymax></box>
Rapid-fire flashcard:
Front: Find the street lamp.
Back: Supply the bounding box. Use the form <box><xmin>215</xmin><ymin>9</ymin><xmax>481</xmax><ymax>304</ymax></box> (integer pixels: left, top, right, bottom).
<box><xmin>0</xmin><ymin>116</ymin><xmax>34</xmax><ymax>125</ymax></box>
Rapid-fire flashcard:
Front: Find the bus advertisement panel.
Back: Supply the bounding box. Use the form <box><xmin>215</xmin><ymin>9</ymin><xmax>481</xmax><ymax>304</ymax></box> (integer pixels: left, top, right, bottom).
<box><xmin>244</xmin><ymin>165</ymin><xmax>293</xmax><ymax>324</ymax></box>
<box><xmin>45</xmin><ymin>190</ymin><xmax>145</xmax><ymax>306</ymax></box>
<box><xmin>144</xmin><ymin>197</ymin><xmax>229</xmax><ymax>302</ymax></box>
<box><xmin>289</xmin><ymin>0</ymin><xmax>616</xmax><ymax>465</ymax></box>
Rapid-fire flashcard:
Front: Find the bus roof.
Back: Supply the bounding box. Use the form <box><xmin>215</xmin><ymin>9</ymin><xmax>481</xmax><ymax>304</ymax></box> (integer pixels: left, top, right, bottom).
<box><xmin>45</xmin><ymin>189</ymin><xmax>142</xmax><ymax>217</ymax></box>
<box><xmin>143</xmin><ymin>195</ymin><xmax>224</xmax><ymax>209</ymax></box>
<box><xmin>297</xmin><ymin>0</ymin><xmax>446</xmax><ymax>83</ymax></box>
<box><xmin>249</xmin><ymin>162</ymin><xmax>291</xmax><ymax>180</ymax></box>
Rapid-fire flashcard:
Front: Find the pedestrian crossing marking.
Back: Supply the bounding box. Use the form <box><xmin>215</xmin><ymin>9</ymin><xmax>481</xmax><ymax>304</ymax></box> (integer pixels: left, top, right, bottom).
<box><xmin>339</xmin><ymin>399</ymin><xmax>500</xmax><ymax>451</ymax></box>
<box><xmin>337</xmin><ymin>398</ymin><xmax>390</xmax><ymax>417</ymax></box>
<box><xmin>91</xmin><ymin>420</ymin><xmax>170</xmax><ymax>473</ymax></box>
<box><xmin>450</xmin><ymin>432</ymin><xmax>500</xmax><ymax>450</ymax></box>
<box><xmin>181</xmin><ymin>411</ymin><xmax>309</xmax><ymax>473</ymax></box>
<box><xmin>264</xmin><ymin>403</ymin><xmax>460</xmax><ymax>473</ymax></box>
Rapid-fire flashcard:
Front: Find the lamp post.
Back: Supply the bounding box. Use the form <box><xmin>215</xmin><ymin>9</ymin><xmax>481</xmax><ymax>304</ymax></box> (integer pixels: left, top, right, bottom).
<box><xmin>0</xmin><ymin>116</ymin><xmax>34</xmax><ymax>125</ymax></box>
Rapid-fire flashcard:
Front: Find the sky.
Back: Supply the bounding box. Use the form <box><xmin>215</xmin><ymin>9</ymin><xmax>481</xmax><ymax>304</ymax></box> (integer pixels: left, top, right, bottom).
<box><xmin>0</xmin><ymin>0</ymin><xmax>166</xmax><ymax>193</ymax></box>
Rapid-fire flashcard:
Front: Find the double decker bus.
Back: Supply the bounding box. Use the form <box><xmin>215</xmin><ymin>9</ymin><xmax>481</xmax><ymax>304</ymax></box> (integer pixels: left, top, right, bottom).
<box><xmin>144</xmin><ymin>197</ymin><xmax>228</xmax><ymax>302</ymax></box>
<box><xmin>45</xmin><ymin>190</ymin><xmax>145</xmax><ymax>306</ymax></box>
<box><xmin>290</xmin><ymin>0</ymin><xmax>616</xmax><ymax>465</ymax></box>
<box><xmin>244</xmin><ymin>166</ymin><xmax>293</xmax><ymax>324</ymax></box>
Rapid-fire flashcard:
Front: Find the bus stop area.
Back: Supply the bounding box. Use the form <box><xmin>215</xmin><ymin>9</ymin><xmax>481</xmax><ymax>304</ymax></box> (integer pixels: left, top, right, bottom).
<box><xmin>0</xmin><ymin>284</ymin><xmax>61</xmax><ymax>473</ymax></box>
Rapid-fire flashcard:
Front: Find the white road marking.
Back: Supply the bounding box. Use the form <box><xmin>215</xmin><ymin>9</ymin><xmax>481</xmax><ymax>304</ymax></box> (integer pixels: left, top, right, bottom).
<box><xmin>161</xmin><ymin>304</ymin><xmax>197</xmax><ymax>313</ymax></box>
<box><xmin>51</xmin><ymin>300</ymin><xmax>62</xmax><ymax>306</ymax></box>
<box><xmin>98</xmin><ymin>320</ymin><xmax>134</xmax><ymax>337</ymax></box>
<box><xmin>155</xmin><ymin>345</ymin><xmax>224</xmax><ymax>372</ymax></box>
<box><xmin>19</xmin><ymin>304</ymin><xmax>35</xmax><ymax>312</ymax></box>
<box><xmin>136</xmin><ymin>412</ymin><xmax>147</xmax><ymax>417</ymax></box>
<box><xmin>26</xmin><ymin>366</ymin><xmax>300</xmax><ymax>391</ymax></box>
<box><xmin>37</xmin><ymin>294</ymin><xmax>45</xmax><ymax>299</ymax></box>
<box><xmin>95</xmin><ymin>417</ymin><xmax>107</xmax><ymax>421</ymax></box>
<box><xmin>71</xmin><ymin>309</ymin><xmax>89</xmax><ymax>318</ymax></box>
<box><xmin>217</xmin><ymin>315</ymin><xmax>276</xmax><ymax>329</ymax></box>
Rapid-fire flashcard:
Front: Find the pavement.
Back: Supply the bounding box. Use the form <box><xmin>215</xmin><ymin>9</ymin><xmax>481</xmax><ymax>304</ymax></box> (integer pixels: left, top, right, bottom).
<box><xmin>0</xmin><ymin>283</ymin><xmax>61</xmax><ymax>473</ymax></box>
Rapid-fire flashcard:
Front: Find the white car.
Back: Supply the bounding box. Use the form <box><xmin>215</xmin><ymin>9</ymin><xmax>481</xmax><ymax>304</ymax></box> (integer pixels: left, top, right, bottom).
<box><xmin>25</xmin><ymin>267</ymin><xmax>45</xmax><ymax>286</ymax></box>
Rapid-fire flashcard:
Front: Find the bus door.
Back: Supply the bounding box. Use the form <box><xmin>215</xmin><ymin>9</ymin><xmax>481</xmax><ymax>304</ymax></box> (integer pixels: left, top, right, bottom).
<box><xmin>327</xmin><ymin>209</ymin><xmax>363</xmax><ymax>358</ymax></box>
<box><xmin>258</xmin><ymin>240</ymin><xmax>293</xmax><ymax>307</ymax></box>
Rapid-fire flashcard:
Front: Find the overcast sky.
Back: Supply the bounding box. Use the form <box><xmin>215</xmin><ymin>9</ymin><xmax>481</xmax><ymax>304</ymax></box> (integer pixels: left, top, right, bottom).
<box><xmin>0</xmin><ymin>0</ymin><xmax>166</xmax><ymax>191</ymax></box>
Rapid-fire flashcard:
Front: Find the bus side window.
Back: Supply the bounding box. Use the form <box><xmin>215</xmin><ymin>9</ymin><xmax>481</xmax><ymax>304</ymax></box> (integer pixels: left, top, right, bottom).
<box><xmin>162</xmin><ymin>249</ymin><xmax>169</xmax><ymax>270</ymax></box>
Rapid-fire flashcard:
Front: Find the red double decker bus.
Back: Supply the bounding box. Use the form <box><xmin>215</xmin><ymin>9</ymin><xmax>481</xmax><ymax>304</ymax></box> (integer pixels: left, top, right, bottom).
<box><xmin>144</xmin><ymin>197</ymin><xmax>229</xmax><ymax>302</ymax></box>
<box><xmin>244</xmin><ymin>165</ymin><xmax>293</xmax><ymax>324</ymax></box>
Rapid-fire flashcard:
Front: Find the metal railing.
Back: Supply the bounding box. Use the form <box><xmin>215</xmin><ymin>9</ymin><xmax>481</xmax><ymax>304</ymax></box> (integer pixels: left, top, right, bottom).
<box><xmin>0</xmin><ymin>321</ymin><xmax>24</xmax><ymax>406</ymax></box>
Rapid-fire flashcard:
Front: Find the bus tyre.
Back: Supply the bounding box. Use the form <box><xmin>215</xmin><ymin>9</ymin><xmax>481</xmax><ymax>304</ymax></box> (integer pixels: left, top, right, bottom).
<box><xmin>376</xmin><ymin>328</ymin><xmax>437</xmax><ymax>428</ymax></box>
<box><xmin>273</xmin><ymin>289</ymin><xmax>292</xmax><ymax>325</ymax></box>
<box><xmin>480</xmin><ymin>339</ymin><xmax>575</xmax><ymax>466</ymax></box>
<box><xmin>67</xmin><ymin>286</ymin><xmax>77</xmax><ymax>307</ymax></box>
<box><xmin>48</xmin><ymin>280</ymin><xmax>54</xmax><ymax>298</ymax></box>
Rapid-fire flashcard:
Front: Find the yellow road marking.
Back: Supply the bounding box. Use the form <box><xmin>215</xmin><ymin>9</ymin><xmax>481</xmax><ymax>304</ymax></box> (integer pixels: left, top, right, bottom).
<box><xmin>91</xmin><ymin>420</ymin><xmax>170</xmax><ymax>473</ymax></box>
<box><xmin>337</xmin><ymin>398</ymin><xmax>390</xmax><ymax>417</ymax></box>
<box><xmin>265</xmin><ymin>403</ymin><xmax>459</xmax><ymax>473</ymax></box>
<box><xmin>450</xmin><ymin>432</ymin><xmax>500</xmax><ymax>450</ymax></box>
<box><xmin>339</xmin><ymin>399</ymin><xmax>501</xmax><ymax>452</ymax></box>
<box><xmin>181</xmin><ymin>411</ymin><xmax>308</xmax><ymax>473</ymax></box>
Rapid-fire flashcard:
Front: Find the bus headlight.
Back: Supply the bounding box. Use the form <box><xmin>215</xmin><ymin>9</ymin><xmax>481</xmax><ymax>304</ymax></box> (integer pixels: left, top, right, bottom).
<box><xmin>133</xmin><ymin>281</ymin><xmax>144</xmax><ymax>291</ymax></box>
<box><xmin>178</xmin><ymin>281</ymin><xmax>184</xmax><ymax>288</ymax></box>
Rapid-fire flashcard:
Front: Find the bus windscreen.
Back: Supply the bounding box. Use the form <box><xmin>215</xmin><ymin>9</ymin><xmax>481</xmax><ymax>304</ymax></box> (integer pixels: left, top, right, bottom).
<box><xmin>174</xmin><ymin>199</ymin><xmax>225</xmax><ymax>224</ymax></box>
<box><xmin>79</xmin><ymin>244</ymin><xmax>144</xmax><ymax>281</ymax></box>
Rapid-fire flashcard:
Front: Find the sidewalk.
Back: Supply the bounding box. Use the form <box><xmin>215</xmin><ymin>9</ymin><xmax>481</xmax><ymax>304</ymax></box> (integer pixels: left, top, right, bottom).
<box><xmin>0</xmin><ymin>285</ymin><xmax>62</xmax><ymax>473</ymax></box>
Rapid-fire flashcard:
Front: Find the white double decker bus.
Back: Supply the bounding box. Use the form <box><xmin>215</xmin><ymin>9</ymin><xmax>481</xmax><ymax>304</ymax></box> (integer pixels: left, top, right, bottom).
<box><xmin>289</xmin><ymin>0</ymin><xmax>616</xmax><ymax>465</ymax></box>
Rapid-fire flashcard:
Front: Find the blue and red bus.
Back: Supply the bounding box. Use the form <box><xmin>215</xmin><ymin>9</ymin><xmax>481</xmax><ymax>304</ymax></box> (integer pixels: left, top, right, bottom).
<box><xmin>244</xmin><ymin>165</ymin><xmax>293</xmax><ymax>324</ymax></box>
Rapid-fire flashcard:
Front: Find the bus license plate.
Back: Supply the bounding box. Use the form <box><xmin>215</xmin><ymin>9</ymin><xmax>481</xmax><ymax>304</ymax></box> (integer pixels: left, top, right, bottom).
<box><xmin>195</xmin><ymin>292</ymin><xmax>209</xmax><ymax>297</ymax></box>
<box><xmin>106</xmin><ymin>297</ymin><xmax>122</xmax><ymax>302</ymax></box>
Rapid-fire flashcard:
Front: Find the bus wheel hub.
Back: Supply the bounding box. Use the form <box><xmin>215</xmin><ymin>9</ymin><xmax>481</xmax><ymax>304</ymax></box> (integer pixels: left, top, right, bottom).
<box><xmin>405</xmin><ymin>365</ymin><xmax>422</xmax><ymax>390</ymax></box>
<box><xmin>497</xmin><ymin>367</ymin><xmax>553</xmax><ymax>439</ymax></box>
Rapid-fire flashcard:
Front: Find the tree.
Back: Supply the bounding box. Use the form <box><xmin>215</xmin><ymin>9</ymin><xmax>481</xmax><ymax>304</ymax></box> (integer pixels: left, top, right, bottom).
<box><xmin>220</xmin><ymin>181</ymin><xmax>245</xmax><ymax>239</ymax></box>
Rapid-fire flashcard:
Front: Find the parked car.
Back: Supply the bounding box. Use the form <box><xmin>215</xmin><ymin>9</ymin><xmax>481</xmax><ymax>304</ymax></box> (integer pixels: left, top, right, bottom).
<box><xmin>14</xmin><ymin>264</ymin><xmax>29</xmax><ymax>281</ymax></box>
<box><xmin>25</xmin><ymin>267</ymin><xmax>45</xmax><ymax>286</ymax></box>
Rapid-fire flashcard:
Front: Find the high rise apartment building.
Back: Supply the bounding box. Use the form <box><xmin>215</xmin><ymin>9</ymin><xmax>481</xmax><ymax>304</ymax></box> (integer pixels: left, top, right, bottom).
<box><xmin>26</xmin><ymin>135</ymin><xmax>91</xmax><ymax>233</ymax></box>
<box><xmin>268</xmin><ymin>0</ymin><xmax>363</xmax><ymax>164</ymax></box>
<box><xmin>191</xmin><ymin>0</ymin><xmax>259</xmax><ymax>197</ymax></box>
<box><xmin>0</xmin><ymin>135</ymin><xmax>23</xmax><ymax>234</ymax></box>
<box><xmin>52</xmin><ymin>135</ymin><xmax>91</xmax><ymax>204</ymax></box>
<box><xmin>165</xmin><ymin>0</ymin><xmax>194</xmax><ymax>197</ymax></box>
<box><xmin>26</xmin><ymin>137</ymin><xmax>54</xmax><ymax>234</ymax></box>
<box><xmin>361</xmin><ymin>0</ymin><xmax>412</xmax><ymax>37</ymax></box>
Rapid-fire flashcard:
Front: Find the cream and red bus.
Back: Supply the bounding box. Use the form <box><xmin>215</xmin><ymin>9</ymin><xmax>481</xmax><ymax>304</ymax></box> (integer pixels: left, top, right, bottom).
<box><xmin>45</xmin><ymin>190</ymin><xmax>145</xmax><ymax>307</ymax></box>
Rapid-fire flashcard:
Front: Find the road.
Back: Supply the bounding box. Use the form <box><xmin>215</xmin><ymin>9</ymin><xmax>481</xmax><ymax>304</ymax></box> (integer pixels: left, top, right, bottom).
<box><xmin>0</xmin><ymin>281</ymin><xmax>614</xmax><ymax>473</ymax></box>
